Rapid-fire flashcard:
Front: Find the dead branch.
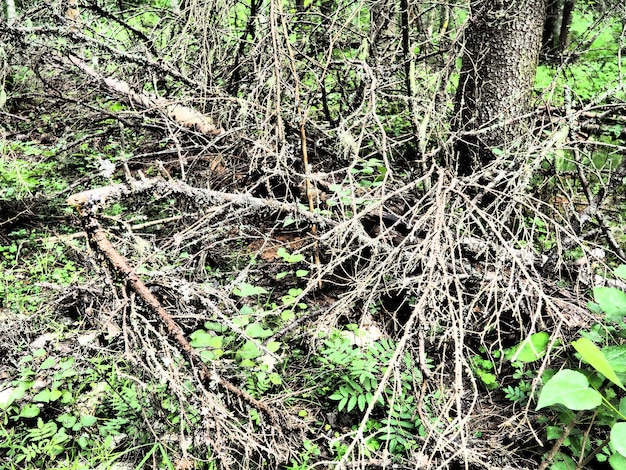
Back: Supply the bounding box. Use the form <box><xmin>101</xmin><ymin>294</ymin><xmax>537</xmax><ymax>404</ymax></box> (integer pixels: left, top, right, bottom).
<box><xmin>67</xmin><ymin>188</ymin><xmax>284</xmax><ymax>429</ymax></box>
<box><xmin>66</xmin><ymin>55</ymin><xmax>224</xmax><ymax>136</ymax></box>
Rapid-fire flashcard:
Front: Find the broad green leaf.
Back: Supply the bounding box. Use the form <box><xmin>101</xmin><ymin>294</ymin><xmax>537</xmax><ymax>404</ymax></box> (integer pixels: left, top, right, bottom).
<box><xmin>604</xmin><ymin>346</ymin><xmax>626</xmax><ymax>373</ymax></box>
<box><xmin>57</xmin><ymin>414</ymin><xmax>77</xmax><ymax>429</ymax></box>
<box><xmin>536</xmin><ymin>369</ymin><xmax>602</xmax><ymax>410</ymax></box>
<box><xmin>240</xmin><ymin>358</ymin><xmax>255</xmax><ymax>367</ymax></box>
<box><xmin>245</xmin><ymin>323</ymin><xmax>273</xmax><ymax>339</ymax></box>
<box><xmin>289</xmin><ymin>253</ymin><xmax>304</xmax><ymax>263</ymax></box>
<box><xmin>614</xmin><ymin>265</ymin><xmax>626</xmax><ymax>280</ymax></box>
<box><xmin>546</xmin><ymin>426</ymin><xmax>562</xmax><ymax>440</ymax></box>
<box><xmin>281</xmin><ymin>310</ymin><xmax>295</xmax><ymax>321</ymax></box>
<box><xmin>573</xmin><ymin>338</ymin><xmax>624</xmax><ymax>389</ymax></box>
<box><xmin>20</xmin><ymin>404</ymin><xmax>41</xmax><ymax>418</ymax></box>
<box><xmin>0</xmin><ymin>390</ymin><xmax>13</xmax><ymax>410</ymax></box>
<box><xmin>268</xmin><ymin>373</ymin><xmax>282</xmax><ymax>385</ymax></box>
<box><xmin>190</xmin><ymin>330</ymin><xmax>222</xmax><ymax>348</ymax></box>
<box><xmin>0</xmin><ymin>385</ymin><xmax>27</xmax><ymax>409</ymax></box>
<box><xmin>233</xmin><ymin>283</ymin><xmax>268</xmax><ymax>297</ymax></box>
<box><xmin>586</xmin><ymin>302</ymin><xmax>604</xmax><ymax>315</ymax></box>
<box><xmin>505</xmin><ymin>332</ymin><xmax>549</xmax><ymax>362</ymax></box>
<box><xmin>329</xmin><ymin>391</ymin><xmax>345</xmax><ymax>401</ymax></box>
<box><xmin>611</xmin><ymin>422</ymin><xmax>626</xmax><ymax>457</ymax></box>
<box><xmin>593</xmin><ymin>287</ymin><xmax>626</xmax><ymax>320</ymax></box>
<box><xmin>610</xmin><ymin>452</ymin><xmax>626</xmax><ymax>470</ymax></box>
<box><xmin>237</xmin><ymin>341</ymin><xmax>260</xmax><ymax>360</ymax></box>
<box><xmin>33</xmin><ymin>389</ymin><xmax>51</xmax><ymax>403</ymax></box>
<box><xmin>80</xmin><ymin>415</ymin><xmax>97</xmax><ymax>427</ymax></box>
<box><xmin>40</xmin><ymin>357</ymin><xmax>56</xmax><ymax>369</ymax></box>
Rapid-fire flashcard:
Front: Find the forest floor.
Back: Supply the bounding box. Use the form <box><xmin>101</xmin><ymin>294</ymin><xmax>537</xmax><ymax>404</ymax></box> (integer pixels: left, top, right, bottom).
<box><xmin>2</xmin><ymin>35</ymin><xmax>626</xmax><ymax>470</ymax></box>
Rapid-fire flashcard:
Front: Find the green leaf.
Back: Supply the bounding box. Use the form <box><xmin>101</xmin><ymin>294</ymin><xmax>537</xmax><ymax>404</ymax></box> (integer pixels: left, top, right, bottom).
<box><xmin>203</xmin><ymin>321</ymin><xmax>227</xmax><ymax>333</ymax></box>
<box><xmin>546</xmin><ymin>426</ymin><xmax>563</xmax><ymax>440</ymax></box>
<box><xmin>610</xmin><ymin>452</ymin><xmax>626</xmax><ymax>470</ymax></box>
<box><xmin>612</xmin><ymin>422</ymin><xmax>626</xmax><ymax>457</ymax></box>
<box><xmin>505</xmin><ymin>332</ymin><xmax>549</xmax><ymax>362</ymax></box>
<box><xmin>237</xmin><ymin>341</ymin><xmax>261</xmax><ymax>360</ymax></box>
<box><xmin>614</xmin><ymin>265</ymin><xmax>626</xmax><ymax>280</ymax></box>
<box><xmin>40</xmin><ymin>357</ymin><xmax>56</xmax><ymax>369</ymax></box>
<box><xmin>20</xmin><ymin>404</ymin><xmax>41</xmax><ymax>418</ymax></box>
<box><xmin>338</xmin><ymin>397</ymin><xmax>347</xmax><ymax>411</ymax></box>
<box><xmin>190</xmin><ymin>330</ymin><xmax>223</xmax><ymax>348</ymax></box>
<box><xmin>245</xmin><ymin>323</ymin><xmax>273</xmax><ymax>339</ymax></box>
<box><xmin>573</xmin><ymin>338</ymin><xmax>624</xmax><ymax>389</ymax></box>
<box><xmin>275</xmin><ymin>271</ymin><xmax>289</xmax><ymax>280</ymax></box>
<box><xmin>80</xmin><ymin>415</ymin><xmax>97</xmax><ymax>427</ymax></box>
<box><xmin>358</xmin><ymin>394</ymin><xmax>366</xmax><ymax>412</ymax></box>
<box><xmin>33</xmin><ymin>389</ymin><xmax>51</xmax><ymax>403</ymax></box>
<box><xmin>552</xmin><ymin>453</ymin><xmax>576</xmax><ymax>470</ymax></box>
<box><xmin>233</xmin><ymin>283</ymin><xmax>268</xmax><ymax>297</ymax></box>
<box><xmin>281</xmin><ymin>310</ymin><xmax>295</xmax><ymax>321</ymax></box>
<box><xmin>604</xmin><ymin>346</ymin><xmax>626</xmax><ymax>373</ymax></box>
<box><xmin>536</xmin><ymin>369</ymin><xmax>602</xmax><ymax>410</ymax></box>
<box><xmin>295</xmin><ymin>270</ymin><xmax>309</xmax><ymax>278</ymax></box>
<box><xmin>266</xmin><ymin>341</ymin><xmax>281</xmax><ymax>353</ymax></box>
<box><xmin>347</xmin><ymin>395</ymin><xmax>357</xmax><ymax>412</ymax></box>
<box><xmin>0</xmin><ymin>386</ymin><xmax>26</xmax><ymax>409</ymax></box>
<box><xmin>593</xmin><ymin>287</ymin><xmax>626</xmax><ymax>320</ymax></box>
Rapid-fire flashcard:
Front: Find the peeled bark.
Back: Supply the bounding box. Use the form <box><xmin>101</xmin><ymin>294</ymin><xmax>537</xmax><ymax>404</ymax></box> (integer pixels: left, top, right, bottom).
<box><xmin>453</xmin><ymin>0</ymin><xmax>547</xmax><ymax>176</ymax></box>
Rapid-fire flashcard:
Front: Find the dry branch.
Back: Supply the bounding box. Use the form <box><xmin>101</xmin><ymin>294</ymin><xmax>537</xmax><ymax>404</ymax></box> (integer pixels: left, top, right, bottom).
<box><xmin>66</xmin><ymin>54</ymin><xmax>224</xmax><ymax>136</ymax></box>
<box><xmin>67</xmin><ymin>186</ymin><xmax>285</xmax><ymax>430</ymax></box>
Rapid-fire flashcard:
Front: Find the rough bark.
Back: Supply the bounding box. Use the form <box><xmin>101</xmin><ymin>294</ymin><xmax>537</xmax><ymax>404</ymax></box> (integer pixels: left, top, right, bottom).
<box><xmin>453</xmin><ymin>0</ymin><xmax>547</xmax><ymax>176</ymax></box>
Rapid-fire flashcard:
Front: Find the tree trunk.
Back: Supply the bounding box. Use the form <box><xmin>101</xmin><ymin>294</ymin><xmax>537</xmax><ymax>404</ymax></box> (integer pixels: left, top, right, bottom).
<box><xmin>452</xmin><ymin>0</ymin><xmax>547</xmax><ymax>176</ymax></box>
<box><xmin>558</xmin><ymin>0</ymin><xmax>575</xmax><ymax>53</ymax></box>
<box><xmin>541</xmin><ymin>0</ymin><xmax>561</xmax><ymax>58</ymax></box>
<box><xmin>5</xmin><ymin>0</ymin><xmax>17</xmax><ymax>25</ymax></box>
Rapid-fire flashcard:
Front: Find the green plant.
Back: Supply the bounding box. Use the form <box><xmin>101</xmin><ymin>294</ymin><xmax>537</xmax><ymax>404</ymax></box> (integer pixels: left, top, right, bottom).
<box><xmin>0</xmin><ymin>231</ymin><xmax>81</xmax><ymax>314</ymax></box>
<box><xmin>316</xmin><ymin>326</ymin><xmax>426</xmax><ymax>455</ymax></box>
<box><xmin>470</xmin><ymin>349</ymin><xmax>500</xmax><ymax>391</ymax></box>
<box><xmin>0</xmin><ymin>349</ymin><xmax>192</xmax><ymax>469</ymax></box>
<box><xmin>285</xmin><ymin>439</ymin><xmax>322</xmax><ymax>470</ymax></box>
<box><xmin>536</xmin><ymin>265</ymin><xmax>626</xmax><ymax>469</ymax></box>
<box><xmin>275</xmin><ymin>247</ymin><xmax>309</xmax><ymax>280</ymax></box>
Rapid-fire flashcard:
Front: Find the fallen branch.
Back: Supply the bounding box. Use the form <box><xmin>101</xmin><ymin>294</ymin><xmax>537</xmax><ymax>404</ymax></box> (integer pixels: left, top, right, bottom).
<box><xmin>67</xmin><ymin>187</ymin><xmax>282</xmax><ymax>428</ymax></box>
<box><xmin>66</xmin><ymin>54</ymin><xmax>224</xmax><ymax>136</ymax></box>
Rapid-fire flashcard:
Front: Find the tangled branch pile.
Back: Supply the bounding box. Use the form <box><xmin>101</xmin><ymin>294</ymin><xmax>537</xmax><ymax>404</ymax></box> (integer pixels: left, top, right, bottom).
<box><xmin>2</xmin><ymin>0</ymin><xmax>625</xmax><ymax>468</ymax></box>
